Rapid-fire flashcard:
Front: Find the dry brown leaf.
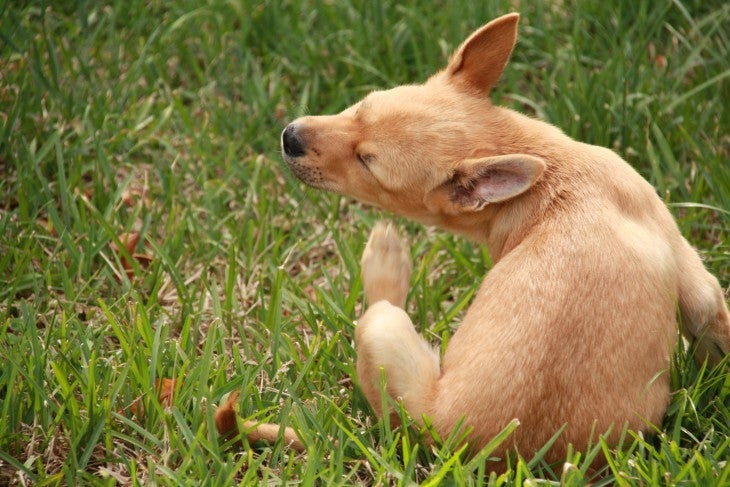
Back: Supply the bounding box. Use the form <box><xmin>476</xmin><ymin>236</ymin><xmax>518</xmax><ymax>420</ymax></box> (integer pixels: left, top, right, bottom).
<box><xmin>156</xmin><ymin>378</ymin><xmax>177</xmax><ymax>406</ymax></box>
<box><xmin>128</xmin><ymin>378</ymin><xmax>179</xmax><ymax>417</ymax></box>
<box><xmin>110</xmin><ymin>232</ymin><xmax>153</xmax><ymax>280</ymax></box>
<box><xmin>214</xmin><ymin>391</ymin><xmax>240</xmax><ymax>444</ymax></box>
<box><xmin>133</xmin><ymin>253</ymin><xmax>153</xmax><ymax>269</ymax></box>
<box><xmin>213</xmin><ymin>392</ymin><xmax>305</xmax><ymax>451</ymax></box>
<box><xmin>110</xmin><ymin>232</ymin><xmax>140</xmax><ymax>262</ymax></box>
<box><xmin>121</xmin><ymin>187</ymin><xmax>151</xmax><ymax>207</ymax></box>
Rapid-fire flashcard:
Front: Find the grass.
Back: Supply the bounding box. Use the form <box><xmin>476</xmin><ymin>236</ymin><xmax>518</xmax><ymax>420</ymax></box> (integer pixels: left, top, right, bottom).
<box><xmin>1</xmin><ymin>0</ymin><xmax>729</xmax><ymax>484</ymax></box>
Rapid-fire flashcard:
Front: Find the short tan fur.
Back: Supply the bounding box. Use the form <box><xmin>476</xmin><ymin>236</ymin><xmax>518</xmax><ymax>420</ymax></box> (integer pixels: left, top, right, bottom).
<box><xmin>276</xmin><ymin>12</ymin><xmax>730</xmax><ymax>468</ymax></box>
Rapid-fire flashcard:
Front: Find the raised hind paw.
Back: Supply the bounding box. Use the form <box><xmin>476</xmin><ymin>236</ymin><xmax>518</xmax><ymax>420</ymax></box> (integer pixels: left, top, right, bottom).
<box><xmin>361</xmin><ymin>222</ymin><xmax>412</xmax><ymax>308</ymax></box>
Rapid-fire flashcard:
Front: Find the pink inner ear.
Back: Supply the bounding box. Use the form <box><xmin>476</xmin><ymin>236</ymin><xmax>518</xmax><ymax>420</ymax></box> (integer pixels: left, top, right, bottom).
<box><xmin>473</xmin><ymin>170</ymin><xmax>527</xmax><ymax>202</ymax></box>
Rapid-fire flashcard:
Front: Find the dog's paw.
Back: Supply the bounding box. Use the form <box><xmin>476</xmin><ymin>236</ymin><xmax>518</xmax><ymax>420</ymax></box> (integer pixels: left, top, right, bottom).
<box><xmin>361</xmin><ymin>222</ymin><xmax>411</xmax><ymax>308</ymax></box>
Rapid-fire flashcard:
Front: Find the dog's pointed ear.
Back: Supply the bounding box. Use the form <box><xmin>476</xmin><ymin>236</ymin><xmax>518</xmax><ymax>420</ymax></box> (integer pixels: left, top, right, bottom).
<box><xmin>445</xmin><ymin>13</ymin><xmax>520</xmax><ymax>96</ymax></box>
<box><xmin>425</xmin><ymin>154</ymin><xmax>545</xmax><ymax>214</ymax></box>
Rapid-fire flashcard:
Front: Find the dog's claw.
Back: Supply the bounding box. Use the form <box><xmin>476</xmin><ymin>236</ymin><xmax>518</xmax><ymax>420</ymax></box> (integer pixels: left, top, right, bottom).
<box><xmin>361</xmin><ymin>222</ymin><xmax>412</xmax><ymax>308</ymax></box>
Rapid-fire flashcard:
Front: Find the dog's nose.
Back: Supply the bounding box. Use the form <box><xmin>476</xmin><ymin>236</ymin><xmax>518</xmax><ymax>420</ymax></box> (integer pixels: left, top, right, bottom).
<box><xmin>282</xmin><ymin>123</ymin><xmax>306</xmax><ymax>157</ymax></box>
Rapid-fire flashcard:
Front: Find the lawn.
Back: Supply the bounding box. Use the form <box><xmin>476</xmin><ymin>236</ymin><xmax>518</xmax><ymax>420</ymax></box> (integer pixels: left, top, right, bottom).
<box><xmin>1</xmin><ymin>0</ymin><xmax>729</xmax><ymax>485</ymax></box>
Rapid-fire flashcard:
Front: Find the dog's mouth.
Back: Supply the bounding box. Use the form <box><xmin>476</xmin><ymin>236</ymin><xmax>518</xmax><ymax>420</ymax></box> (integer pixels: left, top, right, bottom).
<box><xmin>283</xmin><ymin>154</ymin><xmax>331</xmax><ymax>189</ymax></box>
<box><xmin>281</xmin><ymin>124</ymin><xmax>339</xmax><ymax>191</ymax></box>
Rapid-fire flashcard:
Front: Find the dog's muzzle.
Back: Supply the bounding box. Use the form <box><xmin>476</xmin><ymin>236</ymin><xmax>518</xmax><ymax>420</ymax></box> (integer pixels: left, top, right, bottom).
<box><xmin>281</xmin><ymin>123</ymin><xmax>306</xmax><ymax>158</ymax></box>
<box><xmin>281</xmin><ymin>123</ymin><xmax>326</xmax><ymax>187</ymax></box>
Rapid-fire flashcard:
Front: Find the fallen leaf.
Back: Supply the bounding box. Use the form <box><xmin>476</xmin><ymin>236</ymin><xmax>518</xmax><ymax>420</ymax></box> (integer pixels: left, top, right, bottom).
<box><xmin>133</xmin><ymin>253</ymin><xmax>153</xmax><ymax>269</ymax></box>
<box><xmin>110</xmin><ymin>232</ymin><xmax>140</xmax><ymax>265</ymax></box>
<box><xmin>121</xmin><ymin>187</ymin><xmax>150</xmax><ymax>207</ymax></box>
<box><xmin>156</xmin><ymin>378</ymin><xmax>177</xmax><ymax>406</ymax></box>
<box><xmin>121</xmin><ymin>190</ymin><xmax>136</xmax><ymax>207</ymax></box>
<box><xmin>110</xmin><ymin>232</ymin><xmax>153</xmax><ymax>280</ymax></box>
<box><xmin>128</xmin><ymin>378</ymin><xmax>179</xmax><ymax>417</ymax></box>
<box><xmin>214</xmin><ymin>391</ymin><xmax>240</xmax><ymax>444</ymax></box>
<box><xmin>214</xmin><ymin>392</ymin><xmax>305</xmax><ymax>451</ymax></box>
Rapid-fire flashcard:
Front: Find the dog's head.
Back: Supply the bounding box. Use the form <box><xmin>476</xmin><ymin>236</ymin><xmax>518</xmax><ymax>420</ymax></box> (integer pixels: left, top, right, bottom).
<box><xmin>282</xmin><ymin>14</ymin><xmax>545</xmax><ymax>225</ymax></box>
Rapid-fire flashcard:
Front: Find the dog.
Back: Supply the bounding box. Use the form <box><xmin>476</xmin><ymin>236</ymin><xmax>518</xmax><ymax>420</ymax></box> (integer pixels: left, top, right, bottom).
<box><xmin>275</xmin><ymin>12</ymin><xmax>730</xmax><ymax>468</ymax></box>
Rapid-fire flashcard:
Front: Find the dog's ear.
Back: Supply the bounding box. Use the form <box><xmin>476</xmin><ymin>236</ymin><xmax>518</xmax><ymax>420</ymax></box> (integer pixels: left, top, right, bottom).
<box><xmin>425</xmin><ymin>154</ymin><xmax>545</xmax><ymax>213</ymax></box>
<box><xmin>445</xmin><ymin>13</ymin><xmax>519</xmax><ymax>96</ymax></box>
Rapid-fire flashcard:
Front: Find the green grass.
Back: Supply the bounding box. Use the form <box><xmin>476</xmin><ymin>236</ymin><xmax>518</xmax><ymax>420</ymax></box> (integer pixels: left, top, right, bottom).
<box><xmin>1</xmin><ymin>0</ymin><xmax>729</xmax><ymax>484</ymax></box>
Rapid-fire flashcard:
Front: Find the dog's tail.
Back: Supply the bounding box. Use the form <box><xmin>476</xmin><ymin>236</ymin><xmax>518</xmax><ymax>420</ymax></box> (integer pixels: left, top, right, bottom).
<box><xmin>214</xmin><ymin>392</ymin><xmax>305</xmax><ymax>451</ymax></box>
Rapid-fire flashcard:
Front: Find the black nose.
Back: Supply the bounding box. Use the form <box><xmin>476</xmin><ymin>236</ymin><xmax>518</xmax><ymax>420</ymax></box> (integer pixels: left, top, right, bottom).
<box><xmin>282</xmin><ymin>124</ymin><xmax>306</xmax><ymax>157</ymax></box>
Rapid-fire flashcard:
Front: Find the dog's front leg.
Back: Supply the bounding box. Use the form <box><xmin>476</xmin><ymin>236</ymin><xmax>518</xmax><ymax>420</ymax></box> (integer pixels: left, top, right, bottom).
<box><xmin>355</xmin><ymin>222</ymin><xmax>440</xmax><ymax>423</ymax></box>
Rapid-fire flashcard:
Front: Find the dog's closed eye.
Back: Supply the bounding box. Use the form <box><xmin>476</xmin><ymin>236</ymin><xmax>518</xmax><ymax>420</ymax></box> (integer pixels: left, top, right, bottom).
<box><xmin>357</xmin><ymin>152</ymin><xmax>375</xmax><ymax>168</ymax></box>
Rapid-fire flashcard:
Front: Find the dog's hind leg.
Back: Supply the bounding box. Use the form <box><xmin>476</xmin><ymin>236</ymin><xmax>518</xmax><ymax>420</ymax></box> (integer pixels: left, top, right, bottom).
<box><xmin>355</xmin><ymin>223</ymin><xmax>440</xmax><ymax>422</ymax></box>
<box><xmin>676</xmin><ymin>237</ymin><xmax>730</xmax><ymax>366</ymax></box>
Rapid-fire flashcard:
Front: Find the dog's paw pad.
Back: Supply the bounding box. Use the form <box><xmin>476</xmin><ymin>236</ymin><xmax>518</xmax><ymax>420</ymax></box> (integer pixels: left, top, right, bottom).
<box><xmin>361</xmin><ymin>222</ymin><xmax>411</xmax><ymax>308</ymax></box>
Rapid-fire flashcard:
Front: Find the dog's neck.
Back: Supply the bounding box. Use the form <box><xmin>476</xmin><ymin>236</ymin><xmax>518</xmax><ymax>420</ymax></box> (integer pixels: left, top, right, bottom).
<box><xmin>442</xmin><ymin>105</ymin><xmax>577</xmax><ymax>262</ymax></box>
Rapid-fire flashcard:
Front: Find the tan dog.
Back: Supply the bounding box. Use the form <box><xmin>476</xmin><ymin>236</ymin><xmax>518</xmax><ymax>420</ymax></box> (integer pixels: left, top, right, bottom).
<box><xmin>277</xmin><ymin>13</ymin><xmax>730</xmax><ymax>467</ymax></box>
